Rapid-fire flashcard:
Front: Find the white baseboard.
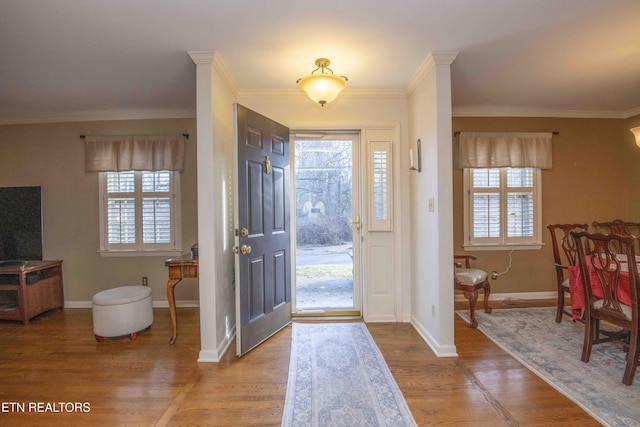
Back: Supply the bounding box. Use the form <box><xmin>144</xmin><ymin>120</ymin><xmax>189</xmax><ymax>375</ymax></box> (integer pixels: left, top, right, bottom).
<box><xmin>198</xmin><ymin>330</ymin><xmax>236</xmax><ymax>363</ymax></box>
<box><xmin>64</xmin><ymin>300</ymin><xmax>200</xmax><ymax>309</ymax></box>
<box><xmin>410</xmin><ymin>315</ymin><xmax>458</xmax><ymax>357</ymax></box>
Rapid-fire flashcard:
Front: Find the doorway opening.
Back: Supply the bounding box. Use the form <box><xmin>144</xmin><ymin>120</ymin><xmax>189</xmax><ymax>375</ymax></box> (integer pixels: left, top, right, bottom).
<box><xmin>293</xmin><ymin>133</ymin><xmax>361</xmax><ymax>315</ymax></box>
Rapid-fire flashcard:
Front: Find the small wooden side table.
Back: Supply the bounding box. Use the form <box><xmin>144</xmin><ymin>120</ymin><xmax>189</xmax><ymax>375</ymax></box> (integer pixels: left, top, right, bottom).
<box><xmin>164</xmin><ymin>255</ymin><xmax>198</xmax><ymax>344</ymax></box>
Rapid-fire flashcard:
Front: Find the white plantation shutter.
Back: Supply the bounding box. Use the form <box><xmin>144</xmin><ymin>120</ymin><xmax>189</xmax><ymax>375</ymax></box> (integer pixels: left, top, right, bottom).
<box><xmin>141</xmin><ymin>171</ymin><xmax>172</xmax><ymax>244</ymax></box>
<box><xmin>373</xmin><ymin>151</ymin><xmax>388</xmax><ymax>220</ymax></box>
<box><xmin>106</xmin><ymin>172</ymin><xmax>136</xmax><ymax>245</ymax></box>
<box><xmin>107</xmin><ymin>198</ymin><xmax>136</xmax><ymax>244</ymax></box>
<box><xmin>142</xmin><ymin>198</ymin><xmax>171</xmax><ymax>243</ymax></box>
<box><xmin>472</xmin><ymin>194</ymin><xmax>500</xmax><ymax>238</ymax></box>
<box><xmin>464</xmin><ymin>167</ymin><xmax>541</xmax><ymax>249</ymax></box>
<box><xmin>506</xmin><ymin>168</ymin><xmax>534</xmax><ymax>239</ymax></box>
<box><xmin>471</xmin><ymin>169</ymin><xmax>500</xmax><ymax>239</ymax></box>
<box><xmin>99</xmin><ymin>170</ymin><xmax>181</xmax><ymax>253</ymax></box>
<box><xmin>369</xmin><ymin>141</ymin><xmax>393</xmax><ymax>230</ymax></box>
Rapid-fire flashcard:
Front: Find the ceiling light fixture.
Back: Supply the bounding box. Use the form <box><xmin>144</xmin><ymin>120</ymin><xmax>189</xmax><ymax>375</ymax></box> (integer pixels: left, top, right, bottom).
<box><xmin>631</xmin><ymin>126</ymin><xmax>640</xmax><ymax>148</ymax></box>
<box><xmin>297</xmin><ymin>58</ymin><xmax>348</xmax><ymax>107</ymax></box>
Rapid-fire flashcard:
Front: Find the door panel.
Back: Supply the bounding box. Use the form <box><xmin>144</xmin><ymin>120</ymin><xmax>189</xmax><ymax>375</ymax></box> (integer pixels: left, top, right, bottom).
<box><xmin>247</xmin><ymin>161</ymin><xmax>264</xmax><ymax>235</ymax></box>
<box><xmin>272</xmin><ymin>166</ymin><xmax>285</xmax><ymax>232</ymax></box>
<box><xmin>235</xmin><ymin>104</ymin><xmax>291</xmax><ymax>356</ymax></box>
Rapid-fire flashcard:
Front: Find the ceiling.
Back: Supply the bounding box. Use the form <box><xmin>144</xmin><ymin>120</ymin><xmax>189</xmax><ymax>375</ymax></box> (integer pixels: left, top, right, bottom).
<box><xmin>1</xmin><ymin>0</ymin><xmax>639</xmax><ymax>123</ymax></box>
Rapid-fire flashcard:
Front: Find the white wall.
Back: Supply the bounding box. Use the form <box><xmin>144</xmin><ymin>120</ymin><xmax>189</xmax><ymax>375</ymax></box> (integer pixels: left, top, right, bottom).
<box><xmin>190</xmin><ymin>52</ymin><xmax>237</xmax><ymax>362</ymax></box>
<box><xmin>408</xmin><ymin>53</ymin><xmax>457</xmax><ymax>357</ymax></box>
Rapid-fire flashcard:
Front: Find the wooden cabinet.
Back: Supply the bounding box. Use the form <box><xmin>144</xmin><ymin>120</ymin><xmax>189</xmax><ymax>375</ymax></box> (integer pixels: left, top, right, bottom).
<box><xmin>0</xmin><ymin>260</ymin><xmax>64</xmax><ymax>324</ymax></box>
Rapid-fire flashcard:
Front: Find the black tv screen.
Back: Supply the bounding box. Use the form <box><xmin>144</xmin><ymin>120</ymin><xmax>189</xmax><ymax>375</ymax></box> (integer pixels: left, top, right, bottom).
<box><xmin>0</xmin><ymin>186</ymin><xmax>43</xmax><ymax>261</ymax></box>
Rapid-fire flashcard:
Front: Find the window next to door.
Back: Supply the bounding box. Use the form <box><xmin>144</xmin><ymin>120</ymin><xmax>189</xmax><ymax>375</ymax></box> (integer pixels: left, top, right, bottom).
<box><xmin>462</xmin><ymin>167</ymin><xmax>542</xmax><ymax>251</ymax></box>
<box><xmin>98</xmin><ymin>170</ymin><xmax>182</xmax><ymax>256</ymax></box>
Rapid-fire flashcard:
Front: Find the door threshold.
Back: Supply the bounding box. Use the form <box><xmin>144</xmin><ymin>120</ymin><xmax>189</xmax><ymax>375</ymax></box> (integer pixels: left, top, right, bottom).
<box><xmin>293</xmin><ymin>309</ymin><xmax>360</xmax><ymax>318</ymax></box>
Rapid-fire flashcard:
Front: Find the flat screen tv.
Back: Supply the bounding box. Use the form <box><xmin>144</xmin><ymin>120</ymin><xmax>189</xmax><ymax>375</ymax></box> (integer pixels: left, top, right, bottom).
<box><xmin>0</xmin><ymin>186</ymin><xmax>43</xmax><ymax>262</ymax></box>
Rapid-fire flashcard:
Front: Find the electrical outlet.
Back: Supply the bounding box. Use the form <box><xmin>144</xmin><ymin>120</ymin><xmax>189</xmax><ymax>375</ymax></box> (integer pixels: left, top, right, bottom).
<box><xmin>142</xmin><ymin>276</ymin><xmax>148</xmax><ymax>286</ymax></box>
<box><xmin>491</xmin><ymin>271</ymin><xmax>498</xmax><ymax>280</ymax></box>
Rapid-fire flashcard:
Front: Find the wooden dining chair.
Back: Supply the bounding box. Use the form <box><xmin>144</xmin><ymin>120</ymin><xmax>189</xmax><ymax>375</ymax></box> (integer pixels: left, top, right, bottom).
<box><xmin>454</xmin><ymin>254</ymin><xmax>492</xmax><ymax>328</ymax></box>
<box><xmin>546</xmin><ymin>223</ymin><xmax>588</xmax><ymax>323</ymax></box>
<box><xmin>572</xmin><ymin>231</ymin><xmax>640</xmax><ymax>386</ymax></box>
<box><xmin>592</xmin><ymin>219</ymin><xmax>640</xmax><ymax>253</ymax></box>
<box><xmin>592</xmin><ymin>219</ymin><xmax>640</xmax><ymax>235</ymax></box>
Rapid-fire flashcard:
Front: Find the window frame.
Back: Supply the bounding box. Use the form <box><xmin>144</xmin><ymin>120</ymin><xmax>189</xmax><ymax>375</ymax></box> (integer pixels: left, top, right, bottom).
<box><xmin>462</xmin><ymin>167</ymin><xmax>543</xmax><ymax>251</ymax></box>
<box><xmin>98</xmin><ymin>170</ymin><xmax>182</xmax><ymax>257</ymax></box>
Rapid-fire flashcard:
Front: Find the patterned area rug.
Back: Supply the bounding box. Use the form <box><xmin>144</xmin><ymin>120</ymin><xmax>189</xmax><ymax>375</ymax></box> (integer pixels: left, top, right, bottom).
<box><xmin>282</xmin><ymin>322</ymin><xmax>416</xmax><ymax>427</ymax></box>
<box><xmin>457</xmin><ymin>307</ymin><xmax>640</xmax><ymax>427</ymax></box>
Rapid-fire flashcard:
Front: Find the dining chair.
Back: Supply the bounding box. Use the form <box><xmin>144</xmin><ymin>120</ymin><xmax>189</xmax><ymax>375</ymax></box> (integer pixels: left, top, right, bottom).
<box><xmin>546</xmin><ymin>223</ymin><xmax>588</xmax><ymax>323</ymax></box>
<box><xmin>592</xmin><ymin>219</ymin><xmax>640</xmax><ymax>235</ymax></box>
<box><xmin>592</xmin><ymin>219</ymin><xmax>640</xmax><ymax>253</ymax></box>
<box><xmin>454</xmin><ymin>254</ymin><xmax>492</xmax><ymax>328</ymax></box>
<box><xmin>572</xmin><ymin>231</ymin><xmax>640</xmax><ymax>386</ymax></box>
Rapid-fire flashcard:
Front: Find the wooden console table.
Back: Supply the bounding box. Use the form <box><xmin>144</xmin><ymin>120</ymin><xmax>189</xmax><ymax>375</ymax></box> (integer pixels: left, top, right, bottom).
<box><xmin>164</xmin><ymin>255</ymin><xmax>198</xmax><ymax>344</ymax></box>
<box><xmin>0</xmin><ymin>260</ymin><xmax>64</xmax><ymax>324</ymax></box>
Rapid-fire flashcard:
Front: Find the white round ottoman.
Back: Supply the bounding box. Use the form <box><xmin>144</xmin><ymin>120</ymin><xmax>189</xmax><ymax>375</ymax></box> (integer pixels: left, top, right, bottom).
<box><xmin>92</xmin><ymin>286</ymin><xmax>153</xmax><ymax>342</ymax></box>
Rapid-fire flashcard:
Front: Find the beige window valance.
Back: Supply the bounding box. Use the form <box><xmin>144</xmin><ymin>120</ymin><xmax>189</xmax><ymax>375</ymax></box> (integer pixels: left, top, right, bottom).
<box><xmin>85</xmin><ymin>134</ymin><xmax>186</xmax><ymax>172</ymax></box>
<box><xmin>458</xmin><ymin>132</ymin><xmax>553</xmax><ymax>169</ymax></box>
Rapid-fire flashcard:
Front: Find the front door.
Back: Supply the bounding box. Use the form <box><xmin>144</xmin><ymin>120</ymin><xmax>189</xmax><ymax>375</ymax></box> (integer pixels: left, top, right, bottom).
<box><xmin>234</xmin><ymin>104</ymin><xmax>291</xmax><ymax>356</ymax></box>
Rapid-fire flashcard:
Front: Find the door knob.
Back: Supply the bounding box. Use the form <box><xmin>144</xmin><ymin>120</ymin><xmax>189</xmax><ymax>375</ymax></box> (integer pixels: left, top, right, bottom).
<box><xmin>233</xmin><ymin>244</ymin><xmax>252</xmax><ymax>255</ymax></box>
<box><xmin>351</xmin><ymin>214</ymin><xmax>361</xmax><ymax>233</ymax></box>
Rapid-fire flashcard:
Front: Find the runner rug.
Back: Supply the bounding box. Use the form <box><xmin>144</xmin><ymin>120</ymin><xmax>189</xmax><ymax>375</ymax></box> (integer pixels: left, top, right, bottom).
<box><xmin>281</xmin><ymin>322</ymin><xmax>416</xmax><ymax>427</ymax></box>
<box><xmin>457</xmin><ymin>307</ymin><xmax>640</xmax><ymax>427</ymax></box>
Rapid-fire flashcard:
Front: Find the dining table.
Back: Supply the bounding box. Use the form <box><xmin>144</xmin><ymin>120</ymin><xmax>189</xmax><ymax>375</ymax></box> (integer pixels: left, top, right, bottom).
<box><xmin>568</xmin><ymin>254</ymin><xmax>638</xmax><ymax>320</ymax></box>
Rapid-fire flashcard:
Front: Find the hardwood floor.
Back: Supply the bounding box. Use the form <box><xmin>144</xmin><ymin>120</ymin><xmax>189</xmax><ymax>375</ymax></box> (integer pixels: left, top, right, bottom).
<box><xmin>0</xmin><ymin>303</ymin><xmax>601</xmax><ymax>426</ymax></box>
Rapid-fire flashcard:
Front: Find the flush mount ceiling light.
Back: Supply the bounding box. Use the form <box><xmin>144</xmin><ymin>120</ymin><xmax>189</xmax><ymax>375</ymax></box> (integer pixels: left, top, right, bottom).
<box><xmin>631</xmin><ymin>126</ymin><xmax>640</xmax><ymax>148</ymax></box>
<box><xmin>297</xmin><ymin>58</ymin><xmax>348</xmax><ymax>107</ymax></box>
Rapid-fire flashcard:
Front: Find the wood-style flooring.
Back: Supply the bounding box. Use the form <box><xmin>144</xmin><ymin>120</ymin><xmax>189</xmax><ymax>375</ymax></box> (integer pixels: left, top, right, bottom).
<box><xmin>0</xmin><ymin>302</ymin><xmax>601</xmax><ymax>426</ymax></box>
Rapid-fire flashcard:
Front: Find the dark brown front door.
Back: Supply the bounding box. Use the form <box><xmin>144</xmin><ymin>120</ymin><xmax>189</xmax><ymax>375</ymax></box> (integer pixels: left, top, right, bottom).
<box><xmin>234</xmin><ymin>104</ymin><xmax>291</xmax><ymax>356</ymax></box>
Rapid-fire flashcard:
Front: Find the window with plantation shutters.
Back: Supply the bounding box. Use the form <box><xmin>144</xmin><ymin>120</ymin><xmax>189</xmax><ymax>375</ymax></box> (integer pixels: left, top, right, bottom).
<box><xmin>369</xmin><ymin>140</ymin><xmax>393</xmax><ymax>231</ymax></box>
<box><xmin>463</xmin><ymin>167</ymin><xmax>542</xmax><ymax>250</ymax></box>
<box><xmin>99</xmin><ymin>170</ymin><xmax>181</xmax><ymax>255</ymax></box>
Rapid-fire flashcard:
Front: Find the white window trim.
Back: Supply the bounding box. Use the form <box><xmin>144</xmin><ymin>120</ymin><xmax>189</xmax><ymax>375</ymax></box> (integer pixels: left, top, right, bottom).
<box><xmin>98</xmin><ymin>171</ymin><xmax>182</xmax><ymax>257</ymax></box>
<box><xmin>462</xmin><ymin>167</ymin><xmax>543</xmax><ymax>251</ymax></box>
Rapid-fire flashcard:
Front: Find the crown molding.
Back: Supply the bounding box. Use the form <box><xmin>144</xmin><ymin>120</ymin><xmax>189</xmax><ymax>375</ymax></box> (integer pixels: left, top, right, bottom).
<box><xmin>452</xmin><ymin>106</ymin><xmax>635</xmax><ymax>119</ymax></box>
<box><xmin>187</xmin><ymin>50</ymin><xmax>216</xmax><ymax>64</ymax></box>
<box><xmin>0</xmin><ymin>108</ymin><xmax>196</xmax><ymax>125</ymax></box>
<box><xmin>624</xmin><ymin>106</ymin><xmax>640</xmax><ymax>119</ymax></box>
<box><xmin>406</xmin><ymin>51</ymin><xmax>459</xmax><ymax>96</ymax></box>
<box><xmin>188</xmin><ymin>51</ymin><xmax>239</xmax><ymax>97</ymax></box>
<box><xmin>237</xmin><ymin>88</ymin><xmax>406</xmax><ymax>100</ymax></box>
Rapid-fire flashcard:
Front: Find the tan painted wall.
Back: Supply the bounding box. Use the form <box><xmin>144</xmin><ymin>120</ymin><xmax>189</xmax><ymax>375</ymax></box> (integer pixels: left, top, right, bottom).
<box><xmin>0</xmin><ymin>118</ymin><xmax>199</xmax><ymax>303</ymax></box>
<box><xmin>452</xmin><ymin>116</ymin><xmax>640</xmax><ymax>295</ymax></box>
<box><xmin>3</xmin><ymin>113</ymin><xmax>638</xmax><ymax>305</ymax></box>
